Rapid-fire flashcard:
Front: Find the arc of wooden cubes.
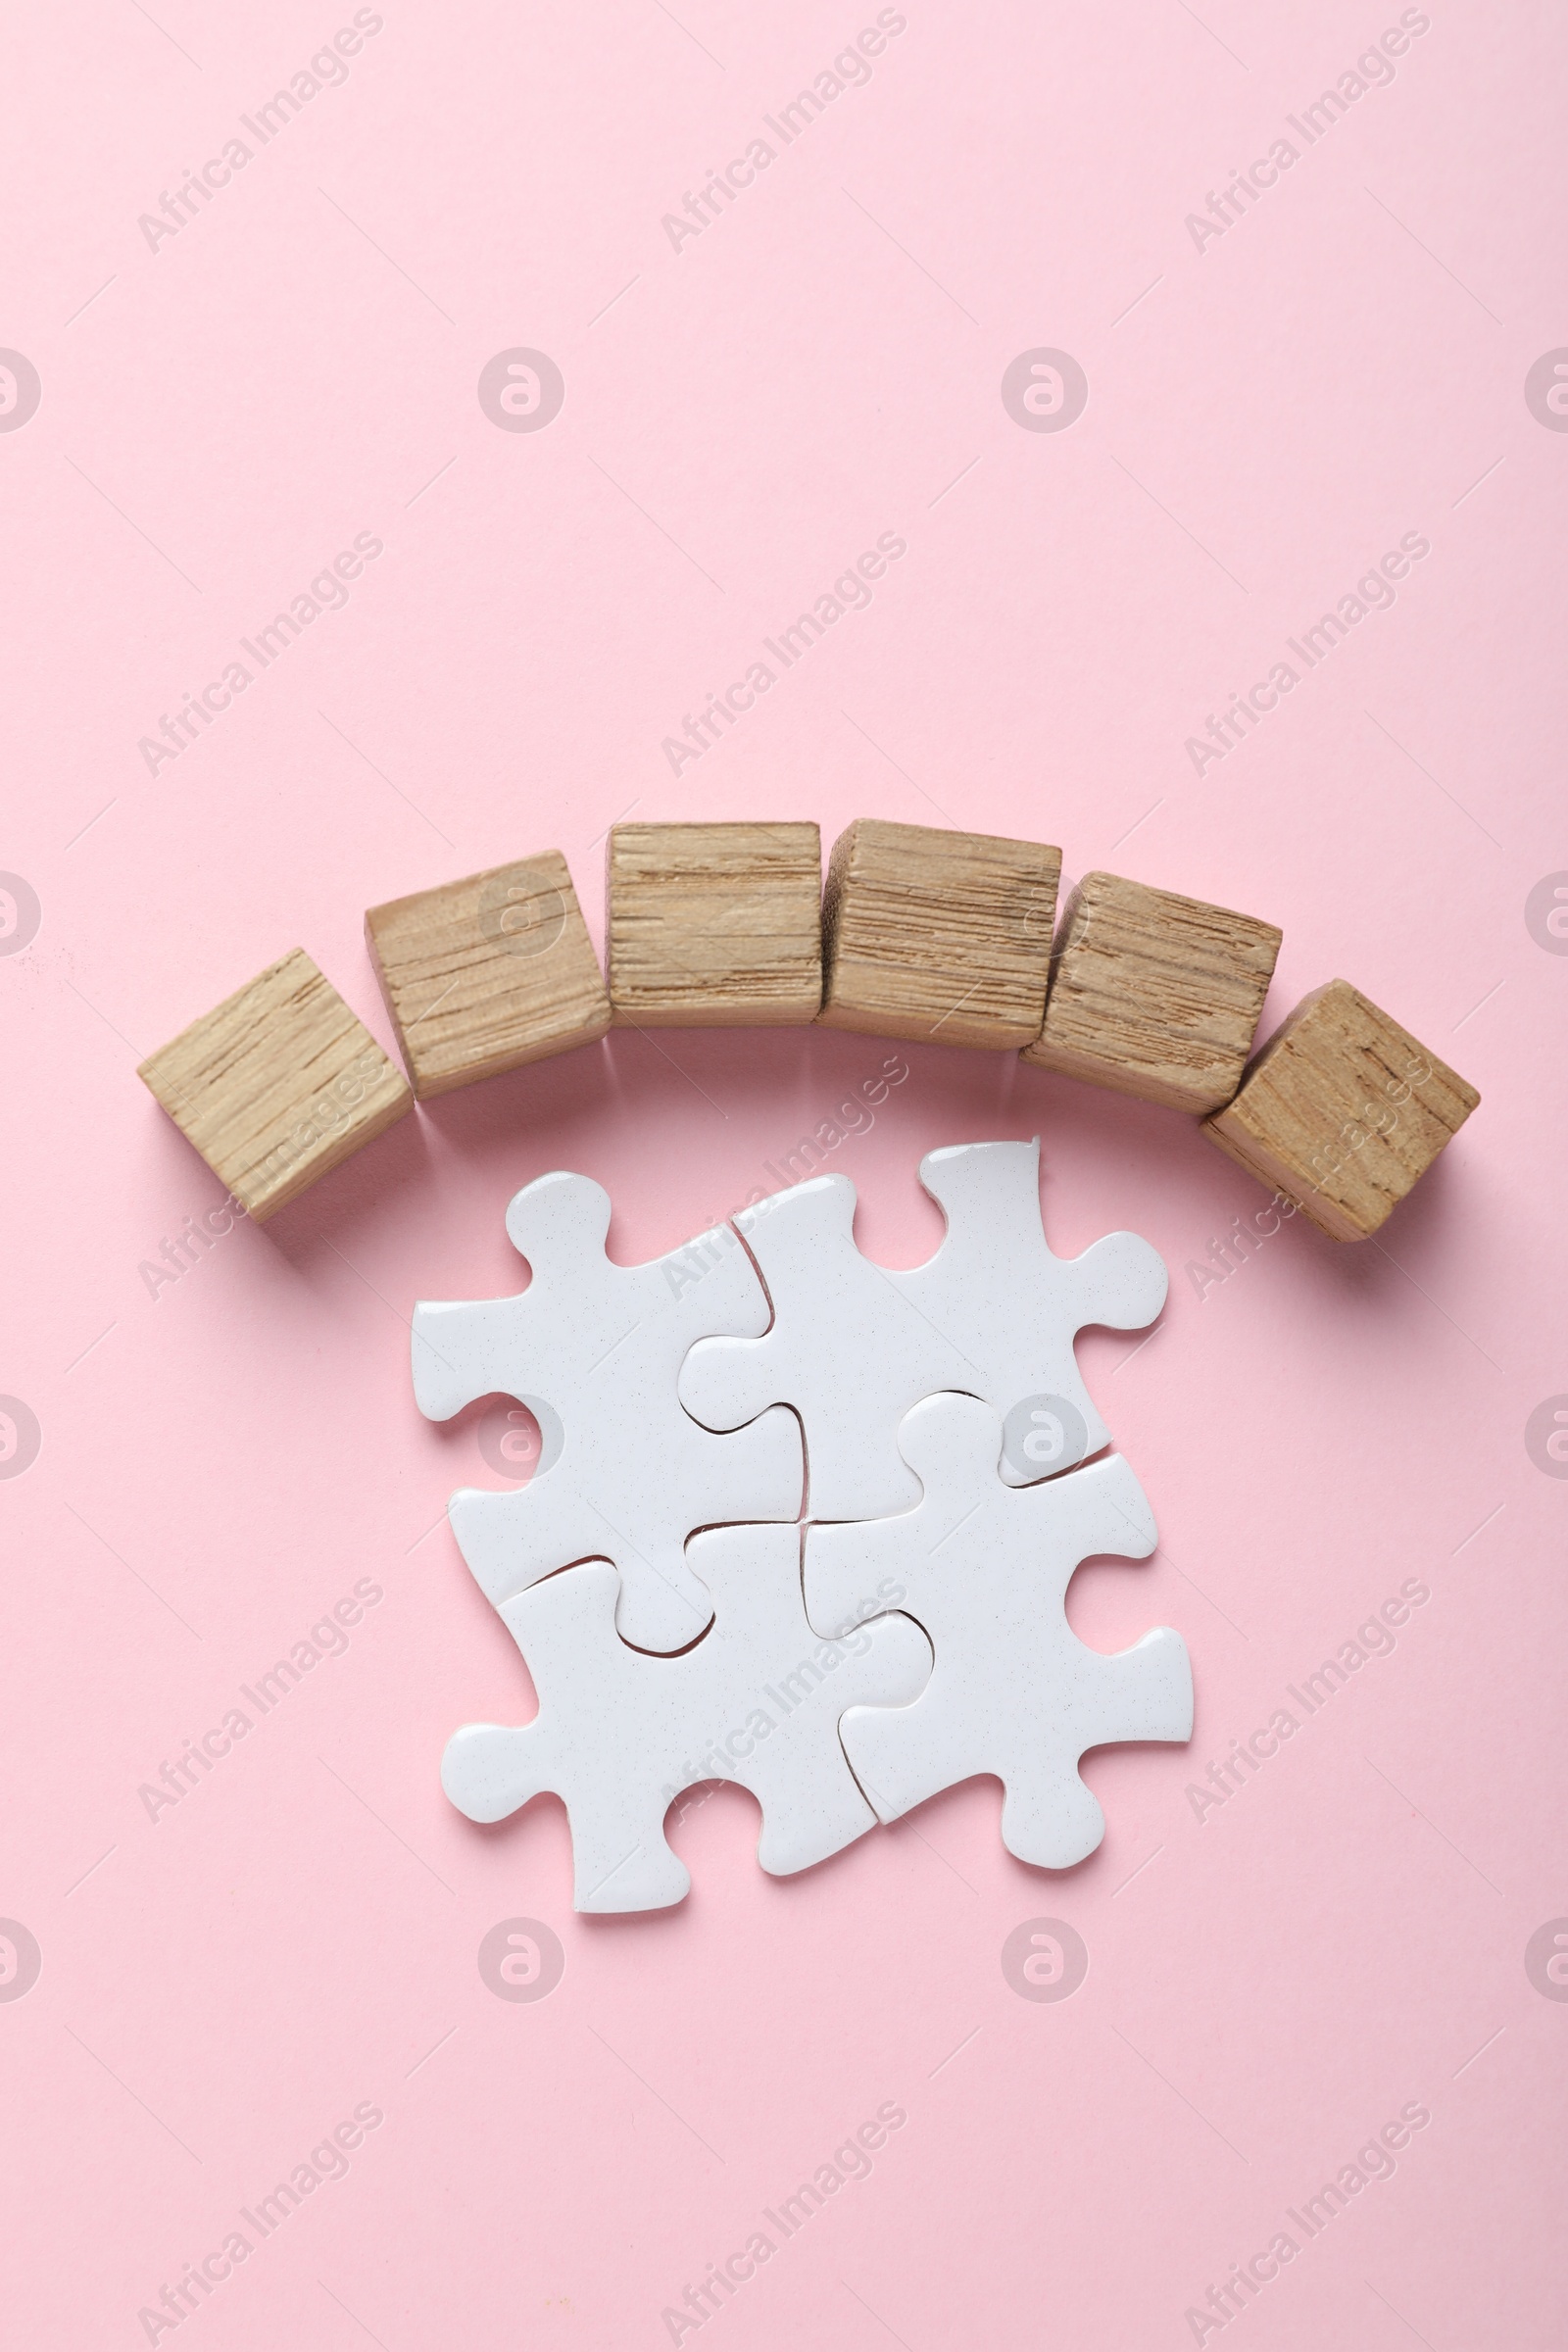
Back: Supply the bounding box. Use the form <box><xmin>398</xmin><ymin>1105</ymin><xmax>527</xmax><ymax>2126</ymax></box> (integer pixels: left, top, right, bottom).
<box><xmin>137</xmin><ymin>819</ymin><xmax>1479</xmax><ymax>1245</ymax></box>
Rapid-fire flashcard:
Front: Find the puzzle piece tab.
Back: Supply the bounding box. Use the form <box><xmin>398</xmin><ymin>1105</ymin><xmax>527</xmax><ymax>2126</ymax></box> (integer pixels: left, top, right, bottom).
<box><xmin>806</xmin><ymin>1394</ymin><xmax>1192</xmax><ymax>1868</ymax></box>
<box><xmin>413</xmin><ymin>1171</ymin><xmax>802</xmax><ymax>1653</ymax></box>
<box><xmin>442</xmin><ymin>1525</ymin><xmax>933</xmax><ymax>1911</ymax></box>
<box><xmin>679</xmin><ymin>1139</ymin><xmax>1166</xmax><ymax>1520</ymax></box>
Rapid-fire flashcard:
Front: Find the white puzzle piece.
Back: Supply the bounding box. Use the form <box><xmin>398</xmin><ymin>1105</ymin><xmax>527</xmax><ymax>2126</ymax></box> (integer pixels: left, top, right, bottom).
<box><xmin>679</xmin><ymin>1138</ymin><xmax>1167</xmax><ymax>1521</ymax></box>
<box><xmin>441</xmin><ymin>1525</ymin><xmax>933</xmax><ymax>1912</ymax></box>
<box><xmin>806</xmin><ymin>1394</ymin><xmax>1192</xmax><ymax>1869</ymax></box>
<box><xmin>412</xmin><ymin>1171</ymin><xmax>803</xmax><ymax>1653</ymax></box>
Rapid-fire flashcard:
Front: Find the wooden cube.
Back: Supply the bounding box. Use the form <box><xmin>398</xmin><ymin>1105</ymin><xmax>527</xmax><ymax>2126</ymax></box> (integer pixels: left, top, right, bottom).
<box><xmin>1021</xmin><ymin>872</ymin><xmax>1282</xmax><ymax>1113</ymax></box>
<box><xmin>607</xmin><ymin>821</ymin><xmax>822</xmax><ymax>1026</ymax></box>
<box><xmin>365</xmin><ymin>851</ymin><xmax>610</xmax><ymax>1099</ymax></box>
<box><xmin>137</xmin><ymin>949</ymin><xmax>413</xmax><ymax>1221</ymax></box>
<box><xmin>818</xmin><ymin>818</ymin><xmax>1060</xmax><ymax>1049</ymax></box>
<box><xmin>1203</xmin><ymin>978</ymin><xmax>1480</xmax><ymax>1241</ymax></box>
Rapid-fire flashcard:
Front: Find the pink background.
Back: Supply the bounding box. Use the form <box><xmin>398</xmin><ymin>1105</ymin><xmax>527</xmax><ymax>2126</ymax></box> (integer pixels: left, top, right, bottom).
<box><xmin>3</xmin><ymin>0</ymin><xmax>1565</xmax><ymax>2343</ymax></box>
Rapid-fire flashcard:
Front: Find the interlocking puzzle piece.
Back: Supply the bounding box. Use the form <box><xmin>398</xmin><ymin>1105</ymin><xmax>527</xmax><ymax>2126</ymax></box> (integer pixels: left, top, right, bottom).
<box><xmin>1022</xmin><ymin>871</ymin><xmax>1282</xmax><ymax>1113</ymax></box>
<box><xmin>678</xmin><ymin>1139</ymin><xmax>1165</xmax><ymax>1520</ymax></box>
<box><xmin>441</xmin><ymin>1526</ymin><xmax>933</xmax><ymax>1912</ymax></box>
<box><xmin>818</xmin><ymin>818</ymin><xmax>1061</xmax><ymax>1049</ymax></box>
<box><xmin>412</xmin><ymin>1171</ymin><xmax>803</xmax><ymax>1653</ymax></box>
<box><xmin>1203</xmin><ymin>977</ymin><xmax>1480</xmax><ymax>1241</ymax></box>
<box><xmin>807</xmin><ymin>1395</ymin><xmax>1192</xmax><ymax>1869</ymax></box>
<box><xmin>137</xmin><ymin>948</ymin><xmax>412</xmax><ymax>1221</ymax></box>
<box><xmin>365</xmin><ymin>851</ymin><xmax>610</xmax><ymax>1100</ymax></box>
<box><xmin>607</xmin><ymin>820</ymin><xmax>823</xmax><ymax>1026</ymax></box>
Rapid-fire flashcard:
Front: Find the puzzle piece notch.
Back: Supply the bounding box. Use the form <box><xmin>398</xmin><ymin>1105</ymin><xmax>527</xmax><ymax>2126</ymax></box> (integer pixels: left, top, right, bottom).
<box><xmin>678</xmin><ymin>1139</ymin><xmax>1167</xmax><ymax>1521</ymax></box>
<box><xmin>441</xmin><ymin>1527</ymin><xmax>933</xmax><ymax>1911</ymax></box>
<box><xmin>806</xmin><ymin>1393</ymin><xmax>1191</xmax><ymax>1869</ymax></box>
<box><xmin>413</xmin><ymin>1171</ymin><xmax>803</xmax><ymax>1653</ymax></box>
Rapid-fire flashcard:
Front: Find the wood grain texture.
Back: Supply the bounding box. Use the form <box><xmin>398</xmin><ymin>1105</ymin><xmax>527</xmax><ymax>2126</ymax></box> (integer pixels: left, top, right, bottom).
<box><xmin>364</xmin><ymin>851</ymin><xmax>610</xmax><ymax>1099</ymax></box>
<box><xmin>607</xmin><ymin>820</ymin><xmax>822</xmax><ymax>1026</ymax></box>
<box><xmin>1021</xmin><ymin>871</ymin><xmax>1282</xmax><ymax>1113</ymax></box>
<box><xmin>1203</xmin><ymin>978</ymin><xmax>1480</xmax><ymax>1241</ymax></box>
<box><xmin>818</xmin><ymin>818</ymin><xmax>1060</xmax><ymax>1049</ymax></box>
<box><xmin>137</xmin><ymin>949</ymin><xmax>413</xmax><ymax>1221</ymax></box>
